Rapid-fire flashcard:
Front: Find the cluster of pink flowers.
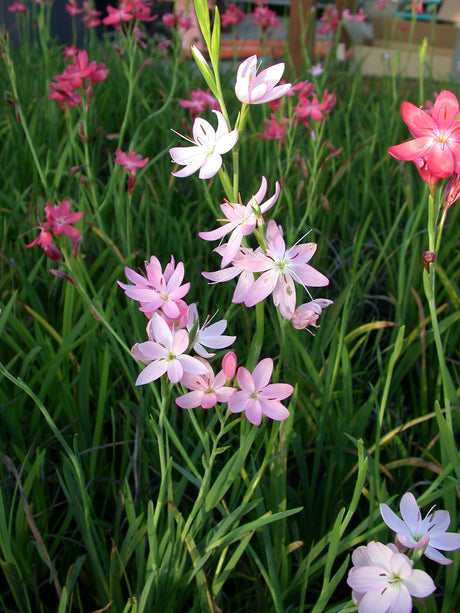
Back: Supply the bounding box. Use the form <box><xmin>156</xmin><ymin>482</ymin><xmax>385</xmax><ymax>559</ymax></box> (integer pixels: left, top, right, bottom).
<box><xmin>169</xmin><ymin>55</ymin><xmax>332</xmax><ymax>327</ymax></box>
<box><xmin>250</xmin><ymin>3</ymin><xmax>279</xmax><ymax>32</ymax></box>
<box><xmin>257</xmin><ymin>79</ymin><xmax>336</xmax><ymax>143</ymax></box>
<box><xmin>178</xmin><ymin>88</ymin><xmax>220</xmax><ymax>121</ymax></box>
<box><xmin>348</xmin><ymin>493</ymin><xmax>460</xmax><ymax>611</ymax></box>
<box><xmin>220</xmin><ymin>2</ymin><xmax>245</xmax><ymax>29</ymax></box>
<box><xmin>318</xmin><ymin>5</ymin><xmax>340</xmax><ymax>36</ymax></box>
<box><xmin>48</xmin><ymin>49</ymin><xmax>109</xmax><ymax>110</ymax></box>
<box><xmin>27</xmin><ymin>201</ymin><xmax>83</xmax><ymax>262</ymax></box>
<box><xmin>114</xmin><ymin>148</ymin><xmax>149</xmax><ymax>195</ymax></box>
<box><xmin>102</xmin><ymin>0</ymin><xmax>158</xmax><ymax>29</ymax></box>
<box><xmin>118</xmin><ymin>256</ymin><xmax>293</xmax><ymax>425</ymax></box>
<box><xmin>8</xmin><ymin>1</ymin><xmax>26</xmax><ymax>13</ymax></box>
<box><xmin>389</xmin><ymin>89</ymin><xmax>460</xmax><ymax>193</ymax></box>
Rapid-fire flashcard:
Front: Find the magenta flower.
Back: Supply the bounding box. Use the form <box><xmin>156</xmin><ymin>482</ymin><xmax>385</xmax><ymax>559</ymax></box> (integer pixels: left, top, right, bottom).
<box><xmin>250</xmin><ymin>4</ymin><xmax>279</xmax><ymax>32</ymax></box>
<box><xmin>170</xmin><ymin>110</ymin><xmax>238</xmax><ymax>179</ymax></box>
<box><xmin>8</xmin><ymin>1</ymin><xmax>26</xmax><ymax>13</ymax></box>
<box><xmin>221</xmin><ymin>3</ymin><xmax>245</xmax><ymax>28</ymax></box>
<box><xmin>235</xmin><ymin>220</ymin><xmax>329</xmax><ymax>320</ymax></box>
<box><xmin>44</xmin><ymin>200</ymin><xmax>83</xmax><ymax>238</ymax></box>
<box><xmin>380</xmin><ymin>492</ymin><xmax>460</xmax><ymax>565</ymax></box>
<box><xmin>235</xmin><ymin>55</ymin><xmax>291</xmax><ymax>105</ymax></box>
<box><xmin>186</xmin><ymin>304</ymin><xmax>236</xmax><ymax>358</ymax></box>
<box><xmin>114</xmin><ymin>148</ymin><xmax>149</xmax><ymax>194</ymax></box>
<box><xmin>228</xmin><ymin>358</ymin><xmax>292</xmax><ymax>426</ymax></box>
<box><xmin>388</xmin><ymin>90</ymin><xmax>460</xmax><ymax>179</ymax></box>
<box><xmin>178</xmin><ymin>88</ymin><xmax>220</xmax><ymax>120</ymax></box>
<box><xmin>118</xmin><ymin>255</ymin><xmax>190</xmax><ymax>320</ymax></box>
<box><xmin>131</xmin><ymin>313</ymin><xmax>208</xmax><ymax>386</ymax></box>
<box><xmin>347</xmin><ymin>541</ymin><xmax>436</xmax><ymax>613</ymax></box>
<box><xmin>175</xmin><ymin>357</ymin><xmax>236</xmax><ymax>409</ymax></box>
<box><xmin>258</xmin><ymin>113</ymin><xmax>290</xmax><ymax>142</ymax></box>
<box><xmin>199</xmin><ymin>176</ymin><xmax>280</xmax><ymax>267</ymax></box>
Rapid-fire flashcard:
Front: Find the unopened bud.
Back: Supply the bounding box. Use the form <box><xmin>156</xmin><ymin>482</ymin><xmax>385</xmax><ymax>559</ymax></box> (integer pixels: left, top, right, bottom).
<box><xmin>422</xmin><ymin>250</ymin><xmax>436</xmax><ymax>272</ymax></box>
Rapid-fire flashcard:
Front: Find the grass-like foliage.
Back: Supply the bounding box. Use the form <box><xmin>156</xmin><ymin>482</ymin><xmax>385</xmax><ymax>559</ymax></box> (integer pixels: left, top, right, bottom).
<box><xmin>0</xmin><ymin>1</ymin><xmax>459</xmax><ymax>612</ymax></box>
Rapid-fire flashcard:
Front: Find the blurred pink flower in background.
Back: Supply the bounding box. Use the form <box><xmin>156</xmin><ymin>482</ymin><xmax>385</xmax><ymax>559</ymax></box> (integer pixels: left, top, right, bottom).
<box><xmin>8</xmin><ymin>1</ymin><xmax>26</xmax><ymax>13</ymax></box>
<box><xmin>114</xmin><ymin>148</ymin><xmax>149</xmax><ymax>194</ymax></box>
<box><xmin>178</xmin><ymin>88</ymin><xmax>220</xmax><ymax>120</ymax></box>
<box><xmin>250</xmin><ymin>4</ymin><xmax>279</xmax><ymax>31</ymax></box>
<box><xmin>221</xmin><ymin>3</ymin><xmax>245</xmax><ymax>28</ymax></box>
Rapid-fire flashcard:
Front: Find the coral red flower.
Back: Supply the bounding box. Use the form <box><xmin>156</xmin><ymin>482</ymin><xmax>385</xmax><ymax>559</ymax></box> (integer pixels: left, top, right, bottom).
<box><xmin>388</xmin><ymin>90</ymin><xmax>460</xmax><ymax>179</ymax></box>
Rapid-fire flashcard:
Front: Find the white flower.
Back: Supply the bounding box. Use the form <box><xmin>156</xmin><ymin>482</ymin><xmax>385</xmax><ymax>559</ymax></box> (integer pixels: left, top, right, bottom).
<box><xmin>169</xmin><ymin>110</ymin><xmax>238</xmax><ymax>179</ymax></box>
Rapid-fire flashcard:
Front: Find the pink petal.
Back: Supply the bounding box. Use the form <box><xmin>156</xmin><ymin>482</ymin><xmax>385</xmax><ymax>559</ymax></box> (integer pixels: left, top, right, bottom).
<box><xmin>244</xmin><ymin>398</ymin><xmax>262</xmax><ymax>425</ymax></box>
<box><xmin>251</xmin><ymin>357</ymin><xmax>273</xmax><ymax>389</ymax></box>
<box><xmin>176</xmin><ymin>390</ymin><xmax>205</xmax><ymax>409</ymax></box>
<box><xmin>432</xmin><ymin>90</ymin><xmax>460</xmax><ymax>129</ymax></box>
<box><xmin>244</xmin><ymin>270</ymin><xmax>278</xmax><ymax>307</ymax></box>
<box><xmin>260</xmin><ymin>399</ymin><xmax>290</xmax><ymax>421</ymax></box>
<box><xmin>136</xmin><ymin>359</ymin><xmax>168</xmax><ymax>385</ymax></box>
<box><xmin>228</xmin><ymin>390</ymin><xmax>249</xmax><ymax>414</ymax></box>
<box><xmin>167</xmin><ymin>359</ymin><xmax>184</xmax><ymax>383</ymax></box>
<box><xmin>401</xmin><ymin>101</ymin><xmax>436</xmax><ymax>137</ymax></box>
<box><xmin>404</xmin><ymin>569</ymin><xmax>436</xmax><ymax>597</ymax></box>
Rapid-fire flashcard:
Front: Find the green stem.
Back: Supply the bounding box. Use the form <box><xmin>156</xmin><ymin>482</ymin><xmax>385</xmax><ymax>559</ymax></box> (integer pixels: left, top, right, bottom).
<box><xmin>423</xmin><ymin>193</ymin><xmax>454</xmax><ymax>432</ymax></box>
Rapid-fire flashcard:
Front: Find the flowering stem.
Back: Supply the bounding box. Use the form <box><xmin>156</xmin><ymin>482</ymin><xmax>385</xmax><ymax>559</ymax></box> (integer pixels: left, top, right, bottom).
<box><xmin>423</xmin><ymin>193</ymin><xmax>454</xmax><ymax>432</ymax></box>
<box><xmin>246</xmin><ymin>300</ymin><xmax>265</xmax><ymax>371</ymax></box>
<box><xmin>117</xmin><ymin>30</ymin><xmax>138</xmax><ymax>150</ymax></box>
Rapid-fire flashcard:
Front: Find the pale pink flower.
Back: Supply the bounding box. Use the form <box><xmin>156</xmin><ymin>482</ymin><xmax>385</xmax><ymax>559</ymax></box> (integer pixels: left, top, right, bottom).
<box><xmin>292</xmin><ymin>298</ymin><xmax>333</xmax><ymax>330</ymax></box>
<box><xmin>202</xmin><ymin>245</ymin><xmax>255</xmax><ymax>304</ymax></box>
<box><xmin>380</xmin><ymin>492</ymin><xmax>460</xmax><ymax>565</ymax></box>
<box><xmin>228</xmin><ymin>357</ymin><xmax>293</xmax><ymax>426</ymax></box>
<box><xmin>308</xmin><ymin>63</ymin><xmax>324</xmax><ymax>76</ymax></box>
<box><xmin>388</xmin><ymin>90</ymin><xmax>460</xmax><ymax>179</ymax></box>
<box><xmin>235</xmin><ymin>55</ymin><xmax>291</xmax><ymax>105</ymax></box>
<box><xmin>199</xmin><ymin>176</ymin><xmax>280</xmax><ymax>267</ymax></box>
<box><xmin>131</xmin><ymin>313</ymin><xmax>208</xmax><ymax>385</ymax></box>
<box><xmin>118</xmin><ymin>255</ymin><xmax>190</xmax><ymax>320</ymax></box>
<box><xmin>185</xmin><ymin>304</ymin><xmax>235</xmax><ymax>358</ymax></box>
<box><xmin>170</xmin><ymin>110</ymin><xmax>238</xmax><ymax>179</ymax></box>
<box><xmin>347</xmin><ymin>541</ymin><xmax>436</xmax><ymax>613</ymax></box>
<box><xmin>235</xmin><ymin>221</ymin><xmax>329</xmax><ymax>320</ymax></box>
<box><xmin>175</xmin><ymin>357</ymin><xmax>236</xmax><ymax>409</ymax></box>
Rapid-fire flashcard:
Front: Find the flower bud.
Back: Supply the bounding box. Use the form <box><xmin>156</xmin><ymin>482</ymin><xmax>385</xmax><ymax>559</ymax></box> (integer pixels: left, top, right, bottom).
<box><xmin>222</xmin><ymin>351</ymin><xmax>237</xmax><ymax>380</ymax></box>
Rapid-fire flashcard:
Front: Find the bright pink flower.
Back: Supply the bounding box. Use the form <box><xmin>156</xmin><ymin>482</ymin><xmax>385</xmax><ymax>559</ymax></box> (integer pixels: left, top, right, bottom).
<box><xmin>235</xmin><ymin>55</ymin><xmax>291</xmax><ymax>105</ymax></box>
<box><xmin>258</xmin><ymin>113</ymin><xmax>289</xmax><ymax>142</ymax></box>
<box><xmin>162</xmin><ymin>12</ymin><xmax>176</xmax><ymax>26</ymax></box>
<box><xmin>293</xmin><ymin>93</ymin><xmax>328</xmax><ymax>123</ymax></box>
<box><xmin>63</xmin><ymin>45</ymin><xmax>79</xmax><ymax>59</ymax></box>
<box><xmin>388</xmin><ymin>90</ymin><xmax>460</xmax><ymax>179</ymax></box>
<box><xmin>250</xmin><ymin>4</ymin><xmax>279</xmax><ymax>31</ymax></box>
<box><xmin>118</xmin><ymin>255</ymin><xmax>190</xmax><ymax>320</ymax></box>
<box><xmin>178</xmin><ymin>88</ymin><xmax>220</xmax><ymax>120</ymax></box>
<box><xmin>66</xmin><ymin>0</ymin><xmax>83</xmax><ymax>16</ymax></box>
<box><xmin>103</xmin><ymin>5</ymin><xmax>133</xmax><ymax>28</ymax></box>
<box><xmin>221</xmin><ymin>3</ymin><xmax>245</xmax><ymax>28</ymax></box>
<box><xmin>44</xmin><ymin>200</ymin><xmax>83</xmax><ymax>238</ymax></box>
<box><xmin>292</xmin><ymin>298</ymin><xmax>333</xmax><ymax>330</ymax></box>
<box><xmin>175</xmin><ymin>357</ymin><xmax>236</xmax><ymax>409</ymax></box>
<box><xmin>170</xmin><ymin>110</ymin><xmax>238</xmax><ymax>180</ymax></box>
<box><xmin>114</xmin><ymin>149</ymin><xmax>149</xmax><ymax>174</ymax></box>
<box><xmin>26</xmin><ymin>222</ymin><xmax>53</xmax><ymax>250</ymax></box>
<box><xmin>8</xmin><ymin>1</ymin><xmax>26</xmax><ymax>13</ymax></box>
<box><xmin>380</xmin><ymin>492</ymin><xmax>460</xmax><ymax>566</ymax></box>
<box><xmin>347</xmin><ymin>541</ymin><xmax>436</xmax><ymax>613</ymax></box>
<box><xmin>131</xmin><ymin>313</ymin><xmax>208</xmax><ymax>385</ymax></box>
<box><xmin>228</xmin><ymin>358</ymin><xmax>293</xmax><ymax>425</ymax></box>
<box><xmin>235</xmin><ymin>221</ymin><xmax>329</xmax><ymax>320</ymax></box>
<box><xmin>199</xmin><ymin>176</ymin><xmax>280</xmax><ymax>267</ymax></box>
